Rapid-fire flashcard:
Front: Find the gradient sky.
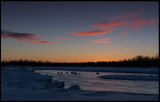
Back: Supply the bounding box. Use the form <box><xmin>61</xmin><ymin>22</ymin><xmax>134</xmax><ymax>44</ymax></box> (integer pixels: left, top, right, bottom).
<box><xmin>1</xmin><ymin>1</ymin><xmax>159</xmax><ymax>62</ymax></box>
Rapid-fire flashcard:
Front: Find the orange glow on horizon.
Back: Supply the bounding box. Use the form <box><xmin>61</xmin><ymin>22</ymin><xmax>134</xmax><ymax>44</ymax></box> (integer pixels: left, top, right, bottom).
<box><xmin>1</xmin><ymin>57</ymin><xmax>121</xmax><ymax>63</ymax></box>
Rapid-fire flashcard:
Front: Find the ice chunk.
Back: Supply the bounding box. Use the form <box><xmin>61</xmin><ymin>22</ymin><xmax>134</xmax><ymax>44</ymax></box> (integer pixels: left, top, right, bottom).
<box><xmin>74</xmin><ymin>72</ymin><xmax>77</xmax><ymax>75</ymax></box>
<box><xmin>70</xmin><ymin>71</ymin><xmax>74</xmax><ymax>74</ymax></box>
<box><xmin>68</xmin><ymin>85</ymin><xmax>82</xmax><ymax>91</ymax></box>
<box><xmin>96</xmin><ymin>72</ymin><xmax>100</xmax><ymax>75</ymax></box>
<box><xmin>65</xmin><ymin>72</ymin><xmax>69</xmax><ymax>74</ymax></box>
<box><xmin>70</xmin><ymin>71</ymin><xmax>78</xmax><ymax>75</ymax></box>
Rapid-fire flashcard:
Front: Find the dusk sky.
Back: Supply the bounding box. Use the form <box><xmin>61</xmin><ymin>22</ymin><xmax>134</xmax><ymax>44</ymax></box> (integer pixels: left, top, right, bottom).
<box><xmin>1</xmin><ymin>1</ymin><xmax>159</xmax><ymax>62</ymax></box>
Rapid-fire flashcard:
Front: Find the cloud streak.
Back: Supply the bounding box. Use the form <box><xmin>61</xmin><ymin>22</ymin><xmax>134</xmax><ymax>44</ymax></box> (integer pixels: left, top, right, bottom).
<box><xmin>121</xmin><ymin>31</ymin><xmax>129</xmax><ymax>36</ymax></box>
<box><xmin>91</xmin><ymin>18</ymin><xmax>158</xmax><ymax>31</ymax></box>
<box><xmin>91</xmin><ymin>20</ymin><xmax>129</xmax><ymax>30</ymax></box>
<box><xmin>67</xmin><ymin>9</ymin><xmax>157</xmax><ymax>44</ymax></box>
<box><xmin>91</xmin><ymin>9</ymin><xmax>158</xmax><ymax>31</ymax></box>
<box><xmin>1</xmin><ymin>30</ymin><xmax>59</xmax><ymax>44</ymax></box>
<box><xmin>69</xmin><ymin>30</ymin><xmax>112</xmax><ymax>36</ymax></box>
<box><xmin>90</xmin><ymin>38</ymin><xmax>112</xmax><ymax>43</ymax></box>
<box><xmin>123</xmin><ymin>18</ymin><xmax>158</xmax><ymax>31</ymax></box>
<box><xmin>114</xmin><ymin>9</ymin><xmax>144</xmax><ymax>19</ymax></box>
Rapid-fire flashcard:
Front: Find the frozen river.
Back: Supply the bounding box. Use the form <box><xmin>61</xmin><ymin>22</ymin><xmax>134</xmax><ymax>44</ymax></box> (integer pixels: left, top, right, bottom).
<box><xmin>1</xmin><ymin>66</ymin><xmax>158</xmax><ymax>101</ymax></box>
<box><xmin>35</xmin><ymin>69</ymin><xmax>159</xmax><ymax>94</ymax></box>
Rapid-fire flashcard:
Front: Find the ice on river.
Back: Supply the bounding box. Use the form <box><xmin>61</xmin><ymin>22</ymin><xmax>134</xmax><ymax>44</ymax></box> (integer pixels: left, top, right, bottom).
<box><xmin>99</xmin><ymin>74</ymin><xmax>159</xmax><ymax>81</ymax></box>
<box><xmin>1</xmin><ymin>66</ymin><xmax>159</xmax><ymax>101</ymax></box>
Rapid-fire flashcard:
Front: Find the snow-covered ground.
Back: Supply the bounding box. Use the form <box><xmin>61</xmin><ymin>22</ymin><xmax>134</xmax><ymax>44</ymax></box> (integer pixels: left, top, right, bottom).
<box><xmin>1</xmin><ymin>66</ymin><xmax>159</xmax><ymax>101</ymax></box>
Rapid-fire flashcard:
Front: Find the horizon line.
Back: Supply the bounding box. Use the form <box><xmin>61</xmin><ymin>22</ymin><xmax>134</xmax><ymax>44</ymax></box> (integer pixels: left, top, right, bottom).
<box><xmin>1</xmin><ymin>54</ymin><xmax>159</xmax><ymax>63</ymax></box>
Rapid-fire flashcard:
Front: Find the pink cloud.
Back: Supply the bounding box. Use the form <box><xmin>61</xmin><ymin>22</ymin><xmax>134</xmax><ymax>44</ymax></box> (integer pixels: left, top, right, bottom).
<box><xmin>92</xmin><ymin>18</ymin><xmax>158</xmax><ymax>31</ymax></box>
<box><xmin>1</xmin><ymin>30</ymin><xmax>59</xmax><ymax>44</ymax></box>
<box><xmin>148</xmin><ymin>19</ymin><xmax>158</xmax><ymax>27</ymax></box>
<box><xmin>91</xmin><ymin>18</ymin><xmax>158</xmax><ymax>31</ymax></box>
<box><xmin>57</xmin><ymin>38</ymin><xmax>72</xmax><ymax>40</ymax></box>
<box><xmin>112</xmin><ymin>10</ymin><xmax>158</xmax><ymax>31</ymax></box>
<box><xmin>121</xmin><ymin>31</ymin><xmax>129</xmax><ymax>35</ymax></box>
<box><xmin>122</xmin><ymin>18</ymin><xmax>158</xmax><ymax>31</ymax></box>
<box><xmin>1</xmin><ymin>36</ymin><xmax>11</xmax><ymax>38</ymax></box>
<box><xmin>69</xmin><ymin>30</ymin><xmax>112</xmax><ymax>36</ymax></box>
<box><xmin>114</xmin><ymin>9</ymin><xmax>144</xmax><ymax>19</ymax></box>
<box><xmin>91</xmin><ymin>22</ymin><xmax>114</xmax><ymax>29</ymax></box>
<box><xmin>28</xmin><ymin>39</ymin><xmax>60</xmax><ymax>44</ymax></box>
<box><xmin>90</xmin><ymin>38</ymin><xmax>112</xmax><ymax>43</ymax></box>
<box><xmin>91</xmin><ymin>20</ymin><xmax>129</xmax><ymax>30</ymax></box>
<box><xmin>68</xmin><ymin>9</ymin><xmax>158</xmax><ymax>39</ymax></box>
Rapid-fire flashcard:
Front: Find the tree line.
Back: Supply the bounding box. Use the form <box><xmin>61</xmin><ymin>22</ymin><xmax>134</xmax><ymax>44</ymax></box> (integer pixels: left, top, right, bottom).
<box><xmin>1</xmin><ymin>54</ymin><xmax>159</xmax><ymax>67</ymax></box>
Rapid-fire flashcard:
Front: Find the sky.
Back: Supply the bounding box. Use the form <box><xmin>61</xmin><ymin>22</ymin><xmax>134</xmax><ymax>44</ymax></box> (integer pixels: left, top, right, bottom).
<box><xmin>1</xmin><ymin>1</ymin><xmax>159</xmax><ymax>62</ymax></box>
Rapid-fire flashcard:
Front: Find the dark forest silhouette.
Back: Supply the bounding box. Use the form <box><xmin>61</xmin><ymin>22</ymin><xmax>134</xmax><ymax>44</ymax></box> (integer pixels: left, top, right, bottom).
<box><xmin>1</xmin><ymin>54</ymin><xmax>159</xmax><ymax>67</ymax></box>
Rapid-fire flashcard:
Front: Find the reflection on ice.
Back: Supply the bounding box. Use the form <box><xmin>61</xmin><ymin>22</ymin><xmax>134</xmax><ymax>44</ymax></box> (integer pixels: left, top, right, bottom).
<box><xmin>35</xmin><ymin>69</ymin><xmax>159</xmax><ymax>94</ymax></box>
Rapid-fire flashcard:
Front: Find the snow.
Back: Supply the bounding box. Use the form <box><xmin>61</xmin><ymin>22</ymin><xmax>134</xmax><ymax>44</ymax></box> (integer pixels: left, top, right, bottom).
<box><xmin>1</xmin><ymin>66</ymin><xmax>158</xmax><ymax>101</ymax></box>
<box><xmin>1</xmin><ymin>86</ymin><xmax>158</xmax><ymax>101</ymax></box>
<box><xmin>99</xmin><ymin>75</ymin><xmax>159</xmax><ymax>81</ymax></box>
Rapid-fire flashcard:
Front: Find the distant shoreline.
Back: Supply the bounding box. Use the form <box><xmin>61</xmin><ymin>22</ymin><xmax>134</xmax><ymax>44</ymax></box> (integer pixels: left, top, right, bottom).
<box><xmin>1</xmin><ymin>61</ymin><xmax>159</xmax><ymax>68</ymax></box>
<box><xmin>1</xmin><ymin>55</ymin><xmax>159</xmax><ymax>67</ymax></box>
